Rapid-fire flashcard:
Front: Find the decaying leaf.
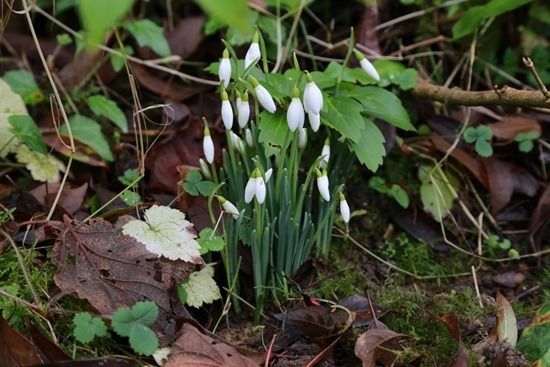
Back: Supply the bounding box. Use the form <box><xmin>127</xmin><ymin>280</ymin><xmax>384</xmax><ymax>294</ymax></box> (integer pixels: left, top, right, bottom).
<box><xmin>179</xmin><ymin>264</ymin><xmax>221</xmax><ymax>308</ymax></box>
<box><xmin>0</xmin><ymin>316</ymin><xmax>44</xmax><ymax>366</ymax></box>
<box><xmin>437</xmin><ymin>312</ymin><xmax>469</xmax><ymax>367</ymax></box>
<box><xmin>165</xmin><ymin>323</ymin><xmax>259</xmax><ymax>367</ymax></box>
<box><xmin>29</xmin><ymin>182</ymin><xmax>88</xmax><ymax>216</ymax></box>
<box><xmin>496</xmin><ymin>293</ymin><xmax>518</xmax><ymax>347</ymax></box>
<box><xmin>490</xmin><ymin>116</ymin><xmax>541</xmax><ymax>141</ymax></box>
<box><xmin>338</xmin><ymin>295</ymin><xmax>386</xmax><ymax>327</ymax></box>
<box><xmin>14</xmin><ymin>145</ymin><xmax>64</xmax><ymax>183</ymax></box>
<box><xmin>51</xmin><ymin>216</ymin><xmax>194</xmax><ymax>341</ymax></box>
<box><xmin>354</xmin><ymin>328</ymin><xmax>405</xmax><ymax>367</ymax></box>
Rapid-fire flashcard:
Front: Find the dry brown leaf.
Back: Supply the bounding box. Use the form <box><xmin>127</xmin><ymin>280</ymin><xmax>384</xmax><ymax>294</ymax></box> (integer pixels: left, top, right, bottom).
<box><xmin>354</xmin><ymin>328</ymin><xmax>405</xmax><ymax>367</ymax></box>
<box><xmin>496</xmin><ymin>293</ymin><xmax>518</xmax><ymax>347</ymax></box>
<box><xmin>529</xmin><ymin>184</ymin><xmax>550</xmax><ymax>252</ymax></box>
<box><xmin>437</xmin><ymin>312</ymin><xmax>469</xmax><ymax>367</ymax></box>
<box><xmin>130</xmin><ymin>63</ymin><xmax>201</xmax><ymax>101</ymax></box>
<box><xmin>167</xmin><ymin>17</ymin><xmax>205</xmax><ymax>59</ymax></box>
<box><xmin>490</xmin><ymin>116</ymin><xmax>541</xmax><ymax>141</ymax></box>
<box><xmin>165</xmin><ymin>323</ymin><xmax>259</xmax><ymax>367</ymax></box>
<box><xmin>0</xmin><ymin>317</ymin><xmax>44</xmax><ymax>366</ymax></box>
<box><xmin>30</xmin><ymin>182</ymin><xmax>88</xmax><ymax>215</ymax></box>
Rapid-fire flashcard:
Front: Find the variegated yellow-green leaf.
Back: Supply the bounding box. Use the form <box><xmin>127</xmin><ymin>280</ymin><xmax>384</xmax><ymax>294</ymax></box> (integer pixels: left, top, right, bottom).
<box><xmin>15</xmin><ymin>145</ymin><xmax>64</xmax><ymax>183</ymax></box>
<box><xmin>179</xmin><ymin>265</ymin><xmax>221</xmax><ymax>308</ymax></box>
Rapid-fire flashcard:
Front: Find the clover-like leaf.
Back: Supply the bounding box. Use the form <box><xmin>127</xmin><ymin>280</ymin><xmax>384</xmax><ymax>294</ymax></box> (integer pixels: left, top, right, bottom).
<box><xmin>475</xmin><ymin>139</ymin><xmax>493</xmax><ymax>157</ymax></box>
<box><xmin>178</xmin><ymin>265</ymin><xmax>221</xmax><ymax>308</ymax></box>
<box><xmin>73</xmin><ymin>312</ymin><xmax>108</xmax><ymax>343</ymax></box>
<box><xmin>122</xmin><ymin>205</ymin><xmax>202</xmax><ymax>262</ymax></box>
<box><xmin>183</xmin><ymin>170</ymin><xmax>216</xmax><ymax>197</ymax></box>
<box><xmin>118</xmin><ymin>168</ymin><xmax>141</xmax><ymax>186</ymax></box>
<box><xmin>112</xmin><ymin>301</ymin><xmax>159</xmax><ymax>356</ymax></box>
<box><xmin>121</xmin><ymin>191</ymin><xmax>142</xmax><ymax>206</ymax></box>
<box><xmin>197</xmin><ymin>228</ymin><xmax>225</xmax><ymax>254</ymax></box>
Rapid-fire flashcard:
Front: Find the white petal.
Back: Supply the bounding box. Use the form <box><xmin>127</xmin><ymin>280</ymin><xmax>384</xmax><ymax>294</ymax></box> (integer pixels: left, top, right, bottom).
<box><xmin>244</xmin><ymin>178</ymin><xmax>256</xmax><ymax>203</ymax></box>
<box><xmin>255</xmin><ymin>177</ymin><xmax>266</xmax><ymax>204</ymax></box>
<box><xmin>222</xmin><ymin>201</ymin><xmax>240</xmax><ymax>219</ymax></box>
<box><xmin>255</xmin><ymin>85</ymin><xmax>276</xmax><ymax>113</ymax></box>
<box><xmin>317</xmin><ymin>175</ymin><xmax>330</xmax><ymax>202</ymax></box>
<box><xmin>218</xmin><ymin>58</ymin><xmax>231</xmax><ymax>87</ymax></box>
<box><xmin>203</xmin><ymin>135</ymin><xmax>214</xmax><ymax>163</ymax></box>
<box><xmin>286</xmin><ymin>97</ymin><xmax>304</xmax><ymax>132</ymax></box>
<box><xmin>237</xmin><ymin>99</ymin><xmax>250</xmax><ymax>128</ymax></box>
<box><xmin>245</xmin><ymin>128</ymin><xmax>254</xmax><ymax>147</ymax></box>
<box><xmin>264</xmin><ymin>168</ymin><xmax>273</xmax><ymax>182</ymax></box>
<box><xmin>321</xmin><ymin>144</ymin><xmax>330</xmax><ymax>164</ymax></box>
<box><xmin>298</xmin><ymin>128</ymin><xmax>307</xmax><ymax>149</ymax></box>
<box><xmin>199</xmin><ymin>158</ymin><xmax>211</xmax><ymax>179</ymax></box>
<box><xmin>244</xmin><ymin>42</ymin><xmax>261</xmax><ymax>69</ymax></box>
<box><xmin>303</xmin><ymin>82</ymin><xmax>323</xmax><ymax>114</ymax></box>
<box><xmin>360</xmin><ymin>58</ymin><xmax>380</xmax><ymax>81</ymax></box>
<box><xmin>340</xmin><ymin>199</ymin><xmax>350</xmax><ymax>223</ymax></box>
<box><xmin>308</xmin><ymin>112</ymin><xmax>320</xmax><ymax>132</ymax></box>
<box><xmin>221</xmin><ymin>100</ymin><xmax>233</xmax><ymax>130</ymax></box>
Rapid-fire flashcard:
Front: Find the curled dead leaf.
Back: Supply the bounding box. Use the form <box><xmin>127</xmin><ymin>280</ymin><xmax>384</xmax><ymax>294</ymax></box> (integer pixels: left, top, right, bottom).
<box><xmin>437</xmin><ymin>312</ymin><xmax>469</xmax><ymax>367</ymax></box>
<box><xmin>354</xmin><ymin>328</ymin><xmax>406</xmax><ymax>367</ymax></box>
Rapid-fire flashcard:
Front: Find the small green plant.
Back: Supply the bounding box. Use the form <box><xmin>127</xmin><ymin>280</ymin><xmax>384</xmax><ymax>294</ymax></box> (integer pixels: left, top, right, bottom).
<box><xmin>464</xmin><ymin>125</ymin><xmax>493</xmax><ymax>157</ymax></box>
<box><xmin>73</xmin><ymin>312</ymin><xmax>108</xmax><ymax>343</ymax></box>
<box><xmin>515</xmin><ymin>131</ymin><xmax>540</xmax><ymax>153</ymax></box>
<box><xmin>484</xmin><ymin>234</ymin><xmax>520</xmax><ymax>259</ymax></box>
<box><xmin>368</xmin><ymin>176</ymin><xmax>410</xmax><ymax>208</ymax></box>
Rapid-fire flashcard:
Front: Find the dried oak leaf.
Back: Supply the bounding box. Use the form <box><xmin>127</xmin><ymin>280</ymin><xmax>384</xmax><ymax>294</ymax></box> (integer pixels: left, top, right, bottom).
<box><xmin>165</xmin><ymin>323</ymin><xmax>259</xmax><ymax>367</ymax></box>
<box><xmin>50</xmin><ymin>216</ymin><xmax>194</xmax><ymax>342</ymax></box>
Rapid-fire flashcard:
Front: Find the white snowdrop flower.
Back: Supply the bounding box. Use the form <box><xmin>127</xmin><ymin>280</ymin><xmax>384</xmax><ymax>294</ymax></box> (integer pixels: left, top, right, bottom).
<box><xmin>303</xmin><ymin>72</ymin><xmax>323</xmax><ymax>114</ymax></box>
<box><xmin>250</xmin><ymin>76</ymin><xmax>276</xmax><ymax>113</ymax></box>
<box><xmin>298</xmin><ymin>128</ymin><xmax>307</xmax><ymax>149</ymax></box>
<box><xmin>245</xmin><ymin>128</ymin><xmax>254</xmax><ymax>147</ymax></box>
<box><xmin>220</xmin><ymin>89</ymin><xmax>233</xmax><ymax>130</ymax></box>
<box><xmin>354</xmin><ymin>49</ymin><xmax>380</xmax><ymax>82</ymax></box>
<box><xmin>237</xmin><ymin>91</ymin><xmax>250</xmax><ymax>128</ymax></box>
<box><xmin>339</xmin><ymin>192</ymin><xmax>350</xmax><ymax>223</ymax></box>
<box><xmin>308</xmin><ymin>111</ymin><xmax>320</xmax><ymax>132</ymax></box>
<box><xmin>203</xmin><ymin>121</ymin><xmax>214</xmax><ymax>164</ymax></box>
<box><xmin>244</xmin><ymin>32</ymin><xmax>261</xmax><ymax>69</ymax></box>
<box><xmin>264</xmin><ymin>168</ymin><xmax>273</xmax><ymax>182</ymax></box>
<box><xmin>316</xmin><ymin>169</ymin><xmax>330</xmax><ymax>202</ymax></box>
<box><xmin>286</xmin><ymin>87</ymin><xmax>304</xmax><ymax>132</ymax></box>
<box><xmin>244</xmin><ymin>168</ymin><xmax>266</xmax><ymax>204</ymax></box>
<box><xmin>229</xmin><ymin>131</ymin><xmax>244</xmax><ymax>154</ymax></box>
<box><xmin>321</xmin><ymin>137</ymin><xmax>330</xmax><ymax>165</ymax></box>
<box><xmin>199</xmin><ymin>158</ymin><xmax>211</xmax><ymax>180</ymax></box>
<box><xmin>217</xmin><ymin>196</ymin><xmax>240</xmax><ymax>219</ymax></box>
<box><xmin>255</xmin><ymin>175</ymin><xmax>266</xmax><ymax>204</ymax></box>
<box><xmin>218</xmin><ymin>49</ymin><xmax>231</xmax><ymax>88</ymax></box>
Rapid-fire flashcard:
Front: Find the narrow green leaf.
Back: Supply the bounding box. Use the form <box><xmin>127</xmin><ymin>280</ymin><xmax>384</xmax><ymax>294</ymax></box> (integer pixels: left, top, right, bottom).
<box><xmin>123</xmin><ymin>19</ymin><xmax>171</xmax><ymax>57</ymax></box>
<box><xmin>62</xmin><ymin>115</ymin><xmax>113</xmax><ymax>161</ymax></box>
<box><xmin>78</xmin><ymin>0</ymin><xmax>134</xmax><ymax>46</ymax></box>
<box><xmin>86</xmin><ymin>95</ymin><xmax>128</xmax><ymax>132</ymax></box>
<box><xmin>8</xmin><ymin>115</ymin><xmax>47</xmax><ymax>154</ymax></box>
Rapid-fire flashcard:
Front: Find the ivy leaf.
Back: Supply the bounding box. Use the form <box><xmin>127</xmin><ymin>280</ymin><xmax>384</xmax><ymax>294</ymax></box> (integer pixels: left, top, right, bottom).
<box><xmin>61</xmin><ymin>115</ymin><xmax>114</xmax><ymax>162</ymax></box>
<box><xmin>78</xmin><ymin>0</ymin><xmax>134</xmax><ymax>46</ymax></box>
<box><xmin>351</xmin><ymin>118</ymin><xmax>386</xmax><ymax>172</ymax></box>
<box><xmin>15</xmin><ymin>145</ymin><xmax>64</xmax><ymax>183</ymax></box>
<box><xmin>73</xmin><ymin>312</ymin><xmax>108</xmax><ymax>343</ymax></box>
<box><xmin>2</xmin><ymin>70</ymin><xmax>43</xmax><ymax>105</ymax></box>
<box><xmin>390</xmin><ymin>185</ymin><xmax>409</xmax><ymax>208</ymax></box>
<box><xmin>324</xmin><ymin>97</ymin><xmax>365</xmax><ymax>143</ymax></box>
<box><xmin>86</xmin><ymin>95</ymin><xmax>128</xmax><ymax>132</ymax></box>
<box><xmin>111</xmin><ymin>301</ymin><xmax>159</xmax><ymax>356</ymax></box>
<box><xmin>475</xmin><ymin>139</ymin><xmax>493</xmax><ymax>157</ymax></box>
<box><xmin>8</xmin><ymin>115</ymin><xmax>47</xmax><ymax>154</ymax></box>
<box><xmin>197</xmin><ymin>228</ymin><xmax>225</xmax><ymax>254</ymax></box>
<box><xmin>178</xmin><ymin>265</ymin><xmax>221</xmax><ymax>308</ymax></box>
<box><xmin>123</xmin><ymin>19</ymin><xmax>171</xmax><ymax>57</ymax></box>
<box><xmin>122</xmin><ymin>205</ymin><xmax>202</xmax><ymax>262</ymax></box>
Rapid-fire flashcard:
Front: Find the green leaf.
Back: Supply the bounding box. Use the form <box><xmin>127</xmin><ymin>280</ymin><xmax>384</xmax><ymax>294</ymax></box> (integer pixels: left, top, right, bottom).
<box><xmin>197</xmin><ymin>228</ymin><xmax>225</xmax><ymax>254</ymax></box>
<box><xmin>518</xmin><ymin>140</ymin><xmax>534</xmax><ymax>153</ymax></box>
<box><xmin>110</xmin><ymin>45</ymin><xmax>134</xmax><ymax>72</ymax></box>
<box><xmin>391</xmin><ymin>185</ymin><xmax>409</xmax><ymax>208</ymax></box>
<box><xmin>62</xmin><ymin>115</ymin><xmax>113</xmax><ymax>162</ymax></box>
<box><xmin>476</xmin><ymin>125</ymin><xmax>493</xmax><ymax>140</ymax></box>
<box><xmin>128</xmin><ymin>323</ymin><xmax>158</xmax><ymax>356</ymax></box>
<box><xmin>258</xmin><ymin>111</ymin><xmax>290</xmax><ymax>148</ymax></box>
<box><xmin>118</xmin><ymin>168</ymin><xmax>141</xmax><ymax>186</ymax></box>
<box><xmin>463</xmin><ymin>127</ymin><xmax>478</xmax><ymax>143</ymax></box>
<box><xmin>15</xmin><ymin>145</ymin><xmax>64</xmax><ymax>183</ymax></box>
<box><xmin>368</xmin><ymin>176</ymin><xmax>389</xmax><ymax>194</ymax></box>
<box><xmin>351</xmin><ymin>118</ymin><xmax>386</xmax><ymax>172</ymax></box>
<box><xmin>186</xmin><ymin>170</ymin><xmax>203</xmax><ymax>184</ymax></box>
<box><xmin>392</xmin><ymin>68</ymin><xmax>418</xmax><ymax>90</ymax></box>
<box><xmin>498</xmin><ymin>238</ymin><xmax>511</xmax><ymax>250</ymax></box>
<box><xmin>323</xmin><ymin>97</ymin><xmax>365</xmax><ymax>143</ymax></box>
<box><xmin>86</xmin><ymin>95</ymin><xmax>128</xmax><ymax>132</ymax></box>
<box><xmin>123</xmin><ymin>19</ymin><xmax>171</xmax><ymax>57</ymax></box>
<box><xmin>8</xmin><ymin>115</ymin><xmax>47</xmax><ymax>154</ymax></box>
<box><xmin>195</xmin><ymin>0</ymin><xmax>253</xmax><ymax>35</ymax></box>
<box><xmin>517</xmin><ymin>303</ymin><xmax>550</xmax><ymax>365</ymax></box>
<box><xmin>73</xmin><ymin>312</ymin><xmax>107</xmax><ymax>343</ymax></box>
<box><xmin>183</xmin><ymin>170</ymin><xmax>215</xmax><ymax>197</ymax></box>
<box><xmin>508</xmin><ymin>248</ymin><xmax>520</xmax><ymax>260</ymax></box>
<box><xmin>121</xmin><ymin>191</ymin><xmax>141</xmax><ymax>206</ymax></box>
<box><xmin>78</xmin><ymin>0</ymin><xmax>134</xmax><ymax>46</ymax></box>
<box><xmin>111</xmin><ymin>301</ymin><xmax>159</xmax><ymax>337</ymax></box>
<box><xmin>475</xmin><ymin>139</ymin><xmax>493</xmax><ymax>157</ymax></box>
<box><xmin>2</xmin><ymin>70</ymin><xmax>44</xmax><ymax>105</ymax></box>
<box><xmin>179</xmin><ymin>265</ymin><xmax>221</xmax><ymax>308</ymax></box>
<box><xmin>452</xmin><ymin>0</ymin><xmax>534</xmax><ymax>39</ymax></box>
<box><xmin>515</xmin><ymin>131</ymin><xmax>540</xmax><ymax>142</ymax></box>
<box><xmin>196</xmin><ymin>181</ymin><xmax>216</xmax><ymax>196</ymax></box>
<box><xmin>419</xmin><ymin>165</ymin><xmax>459</xmax><ymax>222</ymax></box>
<box><xmin>346</xmin><ymin>87</ymin><xmax>415</xmax><ymax>131</ymax></box>
<box><xmin>56</xmin><ymin>33</ymin><xmax>73</xmax><ymax>46</ymax></box>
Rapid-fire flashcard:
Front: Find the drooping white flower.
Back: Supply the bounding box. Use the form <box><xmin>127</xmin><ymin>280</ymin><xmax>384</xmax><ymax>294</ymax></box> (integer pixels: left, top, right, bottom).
<box><xmin>244</xmin><ymin>176</ymin><xmax>256</xmax><ymax>203</ymax></box>
<box><xmin>244</xmin><ymin>168</ymin><xmax>266</xmax><ymax>204</ymax></box>
<box><xmin>308</xmin><ymin>111</ymin><xmax>320</xmax><ymax>132</ymax></box>
<box><xmin>321</xmin><ymin>137</ymin><xmax>330</xmax><ymax>165</ymax></box>
<box><xmin>303</xmin><ymin>72</ymin><xmax>323</xmax><ymax>114</ymax></box>
<box><xmin>217</xmin><ymin>196</ymin><xmax>240</xmax><ymax>219</ymax></box>
<box><xmin>229</xmin><ymin>131</ymin><xmax>244</xmax><ymax>154</ymax></box>
<box><xmin>250</xmin><ymin>76</ymin><xmax>276</xmax><ymax>113</ymax></box>
<box><xmin>237</xmin><ymin>91</ymin><xmax>250</xmax><ymax>128</ymax></box>
<box><xmin>203</xmin><ymin>121</ymin><xmax>214</xmax><ymax>164</ymax></box>
<box><xmin>220</xmin><ymin>89</ymin><xmax>233</xmax><ymax>130</ymax></box>
<box><xmin>244</xmin><ymin>32</ymin><xmax>261</xmax><ymax>69</ymax></box>
<box><xmin>218</xmin><ymin>49</ymin><xmax>231</xmax><ymax>88</ymax></box>
<box><xmin>255</xmin><ymin>175</ymin><xmax>266</xmax><ymax>204</ymax></box>
<box><xmin>245</xmin><ymin>128</ymin><xmax>254</xmax><ymax>147</ymax></box>
<box><xmin>287</xmin><ymin>87</ymin><xmax>304</xmax><ymax>132</ymax></box>
<box><xmin>354</xmin><ymin>49</ymin><xmax>380</xmax><ymax>82</ymax></box>
<box><xmin>199</xmin><ymin>158</ymin><xmax>211</xmax><ymax>179</ymax></box>
<box><xmin>298</xmin><ymin>128</ymin><xmax>307</xmax><ymax>149</ymax></box>
<box><xmin>264</xmin><ymin>168</ymin><xmax>273</xmax><ymax>182</ymax></box>
<box><xmin>339</xmin><ymin>192</ymin><xmax>350</xmax><ymax>223</ymax></box>
<box><xmin>316</xmin><ymin>169</ymin><xmax>330</xmax><ymax>202</ymax></box>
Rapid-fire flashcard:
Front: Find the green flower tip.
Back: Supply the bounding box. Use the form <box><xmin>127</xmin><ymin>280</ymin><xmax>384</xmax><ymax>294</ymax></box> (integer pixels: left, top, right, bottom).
<box><xmin>222</xmin><ymin>48</ymin><xmax>229</xmax><ymax>59</ymax></box>
<box><xmin>248</xmin><ymin>76</ymin><xmax>260</xmax><ymax>87</ymax></box>
<box><xmin>235</xmin><ymin>90</ymin><xmax>241</xmax><ymax>99</ymax></box>
<box><xmin>252</xmin><ymin>31</ymin><xmax>259</xmax><ymax>43</ymax></box>
<box><xmin>305</xmin><ymin>71</ymin><xmax>313</xmax><ymax>83</ymax></box>
<box><xmin>292</xmin><ymin>86</ymin><xmax>300</xmax><ymax>98</ymax></box>
<box><xmin>324</xmin><ymin>137</ymin><xmax>330</xmax><ymax>145</ymax></box>
<box><xmin>353</xmin><ymin>49</ymin><xmax>365</xmax><ymax>61</ymax></box>
<box><xmin>251</xmin><ymin>167</ymin><xmax>261</xmax><ymax>178</ymax></box>
<box><xmin>216</xmin><ymin>195</ymin><xmax>227</xmax><ymax>204</ymax></box>
<box><xmin>203</xmin><ymin>118</ymin><xmax>210</xmax><ymax>135</ymax></box>
<box><xmin>242</xmin><ymin>90</ymin><xmax>249</xmax><ymax>101</ymax></box>
<box><xmin>339</xmin><ymin>192</ymin><xmax>345</xmax><ymax>201</ymax></box>
<box><xmin>315</xmin><ymin>168</ymin><xmax>322</xmax><ymax>178</ymax></box>
<box><xmin>221</xmin><ymin>89</ymin><xmax>229</xmax><ymax>101</ymax></box>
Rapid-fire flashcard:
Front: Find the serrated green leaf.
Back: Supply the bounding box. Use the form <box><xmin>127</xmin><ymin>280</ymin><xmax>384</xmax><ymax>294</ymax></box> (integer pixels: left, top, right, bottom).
<box><xmin>112</xmin><ymin>301</ymin><xmax>159</xmax><ymax>338</ymax></box>
<box><xmin>323</xmin><ymin>97</ymin><xmax>365</xmax><ymax>142</ymax></box>
<box><xmin>86</xmin><ymin>95</ymin><xmax>128</xmax><ymax>132</ymax></box>
<box><xmin>118</xmin><ymin>168</ymin><xmax>141</xmax><ymax>186</ymax></box>
<box><xmin>391</xmin><ymin>185</ymin><xmax>409</xmax><ymax>208</ymax></box>
<box><xmin>73</xmin><ymin>312</ymin><xmax>107</xmax><ymax>343</ymax></box>
<box><xmin>124</xmin><ymin>19</ymin><xmax>171</xmax><ymax>57</ymax></box>
<box><xmin>179</xmin><ymin>265</ymin><xmax>221</xmax><ymax>308</ymax></box>
<box><xmin>121</xmin><ymin>191</ymin><xmax>141</xmax><ymax>206</ymax></box>
<box><xmin>8</xmin><ymin>115</ymin><xmax>47</xmax><ymax>154</ymax></box>
<box><xmin>2</xmin><ymin>70</ymin><xmax>43</xmax><ymax>105</ymax></box>
<box><xmin>346</xmin><ymin>87</ymin><xmax>414</xmax><ymax>131</ymax></box>
<box><xmin>463</xmin><ymin>127</ymin><xmax>478</xmax><ymax>143</ymax></box>
<box><xmin>352</xmin><ymin>118</ymin><xmax>386</xmax><ymax>172</ymax></box>
<box><xmin>128</xmin><ymin>323</ymin><xmax>158</xmax><ymax>356</ymax></box>
<box><xmin>78</xmin><ymin>0</ymin><xmax>134</xmax><ymax>46</ymax></box>
<box><xmin>258</xmin><ymin>111</ymin><xmax>290</xmax><ymax>148</ymax></box>
<box><xmin>475</xmin><ymin>139</ymin><xmax>493</xmax><ymax>157</ymax></box>
<box><xmin>61</xmin><ymin>115</ymin><xmax>113</xmax><ymax>161</ymax></box>
<box><xmin>195</xmin><ymin>0</ymin><xmax>253</xmax><ymax>35</ymax></box>
<box><xmin>476</xmin><ymin>125</ymin><xmax>493</xmax><ymax>140</ymax></box>
<box><xmin>518</xmin><ymin>140</ymin><xmax>534</xmax><ymax>153</ymax></box>
<box><xmin>198</xmin><ymin>228</ymin><xmax>225</xmax><ymax>254</ymax></box>
<box><xmin>515</xmin><ymin>131</ymin><xmax>541</xmax><ymax>142</ymax></box>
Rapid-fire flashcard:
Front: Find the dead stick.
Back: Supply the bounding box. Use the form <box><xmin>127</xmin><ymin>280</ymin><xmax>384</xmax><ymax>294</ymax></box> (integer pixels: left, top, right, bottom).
<box><xmin>522</xmin><ymin>56</ymin><xmax>549</xmax><ymax>98</ymax></box>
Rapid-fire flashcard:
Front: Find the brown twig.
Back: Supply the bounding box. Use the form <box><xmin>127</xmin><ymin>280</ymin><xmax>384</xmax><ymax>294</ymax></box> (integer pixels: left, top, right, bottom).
<box><xmin>522</xmin><ymin>56</ymin><xmax>550</xmax><ymax>98</ymax></box>
<box><xmin>412</xmin><ymin>78</ymin><xmax>550</xmax><ymax>108</ymax></box>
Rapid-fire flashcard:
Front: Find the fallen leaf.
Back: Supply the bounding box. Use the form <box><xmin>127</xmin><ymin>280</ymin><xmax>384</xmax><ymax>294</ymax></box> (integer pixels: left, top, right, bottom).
<box><xmin>14</xmin><ymin>145</ymin><xmax>64</xmax><ymax>183</ymax></box>
<box><xmin>529</xmin><ymin>184</ymin><xmax>550</xmax><ymax>253</ymax></box>
<box><xmin>338</xmin><ymin>295</ymin><xmax>386</xmax><ymax>327</ymax></box>
<box><xmin>130</xmin><ymin>63</ymin><xmax>200</xmax><ymax>101</ymax></box>
<box><xmin>437</xmin><ymin>312</ymin><xmax>469</xmax><ymax>367</ymax></box>
<box><xmin>167</xmin><ymin>16</ymin><xmax>205</xmax><ymax>59</ymax></box>
<box><xmin>27</xmin><ymin>322</ymin><xmax>71</xmax><ymax>362</ymax></box>
<box><xmin>58</xmin><ymin>49</ymin><xmax>103</xmax><ymax>88</ymax></box>
<box><xmin>496</xmin><ymin>293</ymin><xmax>518</xmax><ymax>347</ymax></box>
<box><xmin>165</xmin><ymin>323</ymin><xmax>259</xmax><ymax>367</ymax></box>
<box><xmin>30</xmin><ymin>182</ymin><xmax>88</xmax><ymax>216</ymax></box>
<box><xmin>492</xmin><ymin>272</ymin><xmax>526</xmax><ymax>288</ymax></box>
<box><xmin>0</xmin><ymin>316</ymin><xmax>44</xmax><ymax>366</ymax></box>
<box><xmin>354</xmin><ymin>328</ymin><xmax>405</xmax><ymax>367</ymax></box>
<box><xmin>179</xmin><ymin>264</ymin><xmax>221</xmax><ymax>308</ymax></box>
<box><xmin>50</xmin><ymin>216</ymin><xmax>194</xmax><ymax>342</ymax></box>
<box><xmin>490</xmin><ymin>116</ymin><xmax>541</xmax><ymax>141</ymax></box>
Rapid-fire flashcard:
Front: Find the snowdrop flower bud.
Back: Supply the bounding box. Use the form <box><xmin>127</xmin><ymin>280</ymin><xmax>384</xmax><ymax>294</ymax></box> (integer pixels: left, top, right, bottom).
<box><xmin>203</xmin><ymin>121</ymin><xmax>214</xmax><ymax>164</ymax></box>
<box><xmin>199</xmin><ymin>158</ymin><xmax>211</xmax><ymax>180</ymax></box>
<box><xmin>237</xmin><ymin>91</ymin><xmax>250</xmax><ymax>128</ymax></box>
<box><xmin>255</xmin><ymin>174</ymin><xmax>266</xmax><ymax>204</ymax></box>
<box><xmin>229</xmin><ymin>131</ymin><xmax>245</xmax><ymax>154</ymax></box>
<box><xmin>218</xmin><ymin>49</ymin><xmax>231</xmax><ymax>88</ymax></box>
<box><xmin>244</xmin><ymin>32</ymin><xmax>261</xmax><ymax>69</ymax></box>
<box><xmin>308</xmin><ymin>111</ymin><xmax>320</xmax><ymax>132</ymax></box>
<box><xmin>298</xmin><ymin>128</ymin><xmax>307</xmax><ymax>149</ymax></box>
<box><xmin>220</xmin><ymin>89</ymin><xmax>233</xmax><ymax>130</ymax></box>
<box><xmin>339</xmin><ymin>192</ymin><xmax>350</xmax><ymax>223</ymax></box>
<box><xmin>249</xmin><ymin>76</ymin><xmax>276</xmax><ymax>113</ymax></box>
<box><xmin>321</xmin><ymin>137</ymin><xmax>330</xmax><ymax>165</ymax></box>
<box><xmin>303</xmin><ymin>72</ymin><xmax>323</xmax><ymax>114</ymax></box>
<box><xmin>354</xmin><ymin>49</ymin><xmax>380</xmax><ymax>82</ymax></box>
<box><xmin>316</xmin><ymin>169</ymin><xmax>330</xmax><ymax>202</ymax></box>
<box><xmin>264</xmin><ymin>168</ymin><xmax>273</xmax><ymax>182</ymax></box>
<box><xmin>287</xmin><ymin>87</ymin><xmax>305</xmax><ymax>132</ymax></box>
<box><xmin>245</xmin><ymin>128</ymin><xmax>254</xmax><ymax>147</ymax></box>
<box><xmin>217</xmin><ymin>196</ymin><xmax>240</xmax><ymax>219</ymax></box>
